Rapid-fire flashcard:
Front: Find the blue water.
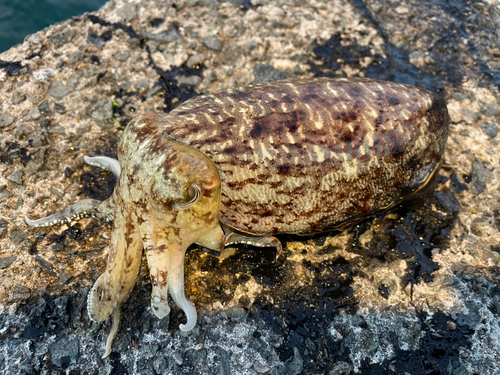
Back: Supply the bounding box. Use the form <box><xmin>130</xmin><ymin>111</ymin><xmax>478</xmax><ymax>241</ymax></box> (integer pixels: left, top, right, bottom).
<box><xmin>0</xmin><ymin>0</ymin><xmax>108</xmax><ymax>53</ymax></box>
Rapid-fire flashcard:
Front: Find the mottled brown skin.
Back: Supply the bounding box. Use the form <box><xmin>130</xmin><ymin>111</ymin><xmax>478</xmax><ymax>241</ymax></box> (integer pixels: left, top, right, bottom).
<box><xmin>25</xmin><ymin>77</ymin><xmax>450</xmax><ymax>357</ymax></box>
<box><xmin>136</xmin><ymin>77</ymin><xmax>449</xmax><ymax>236</ymax></box>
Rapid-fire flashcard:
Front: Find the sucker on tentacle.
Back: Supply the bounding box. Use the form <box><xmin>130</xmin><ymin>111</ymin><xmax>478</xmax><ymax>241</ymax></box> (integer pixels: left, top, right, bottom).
<box><xmin>24</xmin><ymin>156</ymin><xmax>117</xmax><ymax>227</ymax></box>
<box><xmin>25</xmin><ymin>77</ymin><xmax>450</xmax><ymax>357</ymax></box>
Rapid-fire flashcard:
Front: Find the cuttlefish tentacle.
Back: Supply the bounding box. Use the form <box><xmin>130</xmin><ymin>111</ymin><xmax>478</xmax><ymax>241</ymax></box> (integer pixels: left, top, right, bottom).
<box><xmin>24</xmin><ymin>156</ymin><xmax>120</xmax><ymax>227</ymax></box>
<box><xmin>87</xmin><ymin>193</ymin><xmax>143</xmax><ymax>359</ymax></box>
<box><xmin>166</xmin><ymin>238</ymin><xmax>197</xmax><ymax>331</ymax></box>
<box><xmin>139</xmin><ymin>218</ymin><xmax>171</xmax><ymax>319</ymax></box>
<box><xmin>84</xmin><ymin>155</ymin><xmax>121</xmax><ymax>179</ymax></box>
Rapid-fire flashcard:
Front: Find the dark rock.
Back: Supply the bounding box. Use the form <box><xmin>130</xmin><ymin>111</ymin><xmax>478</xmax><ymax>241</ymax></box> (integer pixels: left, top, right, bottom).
<box><xmin>482</xmin><ymin>103</ymin><xmax>500</xmax><ymax>117</ymax></box>
<box><xmin>203</xmin><ymin>35</ymin><xmax>222</xmax><ymax>51</ymax></box>
<box><xmin>24</xmin><ymin>107</ymin><xmax>42</xmax><ymax>121</ymax></box>
<box><xmin>76</xmin><ymin>122</ymin><xmax>92</xmax><ymax>134</ymax></box>
<box><xmin>0</xmin><ymin>60</ymin><xmax>25</xmax><ymax>76</ymax></box>
<box><xmin>216</xmin><ymin>347</ymin><xmax>232</xmax><ymax>375</ymax></box>
<box><xmin>38</xmin><ymin>117</ymin><xmax>50</xmax><ymax>127</ymax></box>
<box><xmin>459</xmin><ymin>129</ymin><xmax>469</xmax><ymax>137</ymax></box>
<box><xmin>25</xmin><ymin>146</ymin><xmax>47</xmax><ymax>176</ymax></box>
<box><xmin>33</xmin><ymin>255</ymin><xmax>57</xmax><ymax>276</ymax></box>
<box><xmin>49</xmin><ymin>336</ymin><xmax>79</xmax><ymax>367</ymax></box>
<box><xmin>6</xmin><ymin>169</ymin><xmax>24</xmax><ymax>185</ymax></box>
<box><xmin>205</xmin><ymin>70</ymin><xmax>218</xmax><ymax>84</ymax></box>
<box><xmin>434</xmin><ymin>191</ymin><xmax>460</xmax><ymax>214</ymax></box>
<box><xmin>68</xmin><ymin>51</ymin><xmax>83</xmax><ymax>64</ymax></box>
<box><xmin>38</xmin><ymin>100</ymin><xmax>51</xmax><ymax>115</ymax></box>
<box><xmin>172</xmin><ymin>352</ymin><xmax>184</xmax><ymax>365</ymax></box>
<box><xmin>0</xmin><ymin>256</ymin><xmax>17</xmax><ymax>269</ymax></box>
<box><xmin>0</xmin><ymin>220</ymin><xmax>7</xmax><ymax>239</ymax></box>
<box><xmin>329</xmin><ymin>361</ymin><xmax>352</xmax><ymax>375</ymax></box>
<box><xmin>480</xmin><ymin>122</ymin><xmax>497</xmax><ymax>138</ymax></box>
<box><xmin>471</xmin><ymin>159</ymin><xmax>490</xmax><ymax>194</ymax></box>
<box><xmin>144</xmin><ymin>25</ymin><xmax>184</xmax><ymax>43</ymax></box>
<box><xmin>9</xmin><ymin>230</ymin><xmax>28</xmax><ymax>244</ymax></box>
<box><xmin>18</xmin><ymin>361</ymin><xmax>36</xmax><ymax>375</ymax></box>
<box><xmin>185</xmin><ymin>347</ymin><xmax>208</xmax><ymax>365</ymax></box>
<box><xmin>49</xmin><ymin>29</ymin><xmax>76</xmax><ymax>45</ymax></box>
<box><xmin>0</xmin><ymin>113</ymin><xmax>15</xmax><ymax>128</ymax></box>
<box><xmin>254</xmin><ymin>64</ymin><xmax>287</xmax><ymax>83</ymax></box>
<box><xmin>48</xmin><ymin>125</ymin><xmax>66</xmax><ymax>135</ymax></box>
<box><xmin>115</xmin><ymin>50</ymin><xmax>130</xmax><ymax>62</ymax></box>
<box><xmin>153</xmin><ymin>356</ymin><xmax>168</xmax><ymax>374</ymax></box>
<box><xmin>88</xmin><ymin>100</ymin><xmax>114</xmax><ymax>129</ymax></box>
<box><xmin>186</xmin><ymin>54</ymin><xmax>206</xmax><ymax>68</ymax></box>
<box><xmin>87</xmin><ymin>30</ymin><xmax>113</xmax><ymax>48</ymax></box>
<box><xmin>285</xmin><ymin>347</ymin><xmax>303</xmax><ymax>375</ymax></box>
<box><xmin>48</xmin><ymin>77</ymin><xmax>78</xmax><ymax>98</ymax></box>
<box><xmin>8</xmin><ymin>285</ymin><xmax>31</xmax><ymax>303</ymax></box>
<box><xmin>11</xmin><ymin>92</ymin><xmax>26</xmax><ymax>105</ymax></box>
<box><xmin>116</xmin><ymin>3</ymin><xmax>137</xmax><ymax>22</ymax></box>
<box><xmin>54</xmin><ymin>103</ymin><xmax>67</xmax><ymax>114</ymax></box>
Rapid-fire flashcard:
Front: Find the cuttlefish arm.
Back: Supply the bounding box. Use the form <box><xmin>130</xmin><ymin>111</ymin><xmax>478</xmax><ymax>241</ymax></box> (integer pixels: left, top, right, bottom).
<box><xmin>87</xmin><ymin>191</ymin><xmax>143</xmax><ymax>359</ymax></box>
<box><xmin>24</xmin><ymin>156</ymin><xmax>120</xmax><ymax>227</ymax></box>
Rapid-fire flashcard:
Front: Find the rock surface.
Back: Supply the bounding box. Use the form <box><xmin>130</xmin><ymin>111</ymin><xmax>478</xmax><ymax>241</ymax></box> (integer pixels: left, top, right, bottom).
<box><xmin>0</xmin><ymin>0</ymin><xmax>499</xmax><ymax>374</ymax></box>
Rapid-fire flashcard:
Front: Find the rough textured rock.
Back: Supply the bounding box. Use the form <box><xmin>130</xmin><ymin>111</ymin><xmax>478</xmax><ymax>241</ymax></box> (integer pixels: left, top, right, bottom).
<box><xmin>0</xmin><ymin>0</ymin><xmax>499</xmax><ymax>374</ymax></box>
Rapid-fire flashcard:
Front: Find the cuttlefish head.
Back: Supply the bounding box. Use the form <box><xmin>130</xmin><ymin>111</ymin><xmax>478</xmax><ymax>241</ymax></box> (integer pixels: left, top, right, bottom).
<box><xmin>143</xmin><ymin>140</ymin><xmax>225</xmax><ymax>330</ymax></box>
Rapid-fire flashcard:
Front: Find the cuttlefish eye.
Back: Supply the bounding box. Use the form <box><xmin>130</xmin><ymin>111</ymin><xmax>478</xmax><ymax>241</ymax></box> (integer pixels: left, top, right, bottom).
<box><xmin>173</xmin><ymin>182</ymin><xmax>204</xmax><ymax>210</ymax></box>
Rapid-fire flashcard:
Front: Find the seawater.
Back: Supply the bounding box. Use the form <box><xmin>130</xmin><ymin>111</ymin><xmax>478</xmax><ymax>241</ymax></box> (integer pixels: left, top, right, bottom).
<box><xmin>0</xmin><ymin>0</ymin><xmax>108</xmax><ymax>53</ymax></box>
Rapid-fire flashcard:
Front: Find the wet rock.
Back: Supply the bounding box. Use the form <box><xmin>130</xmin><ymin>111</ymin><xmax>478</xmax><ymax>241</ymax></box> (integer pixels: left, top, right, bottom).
<box><xmin>172</xmin><ymin>352</ymin><xmax>184</xmax><ymax>365</ymax></box>
<box><xmin>153</xmin><ymin>356</ymin><xmax>168</xmax><ymax>373</ymax></box>
<box><xmin>216</xmin><ymin>347</ymin><xmax>232</xmax><ymax>375</ymax></box>
<box><xmin>6</xmin><ymin>169</ymin><xmax>24</xmax><ymax>185</ymax></box>
<box><xmin>144</xmin><ymin>25</ymin><xmax>184</xmax><ymax>43</ymax></box>
<box><xmin>254</xmin><ymin>64</ymin><xmax>287</xmax><ymax>83</ymax></box>
<box><xmin>49</xmin><ymin>29</ymin><xmax>75</xmax><ymax>45</ymax></box>
<box><xmin>115</xmin><ymin>50</ymin><xmax>130</xmax><ymax>62</ymax></box>
<box><xmin>11</xmin><ymin>92</ymin><xmax>26</xmax><ymax>105</ymax></box>
<box><xmin>0</xmin><ymin>113</ymin><xmax>15</xmax><ymax>128</ymax></box>
<box><xmin>48</xmin><ymin>77</ymin><xmax>78</xmax><ymax>98</ymax></box>
<box><xmin>203</xmin><ymin>35</ymin><xmax>222</xmax><ymax>51</ymax></box>
<box><xmin>329</xmin><ymin>362</ymin><xmax>352</xmax><ymax>375</ymax></box>
<box><xmin>24</xmin><ymin>107</ymin><xmax>42</xmax><ymax>121</ymax></box>
<box><xmin>49</xmin><ymin>336</ymin><xmax>79</xmax><ymax>367</ymax></box>
<box><xmin>8</xmin><ymin>285</ymin><xmax>31</xmax><ymax>303</ymax></box>
<box><xmin>434</xmin><ymin>191</ymin><xmax>460</xmax><ymax>214</ymax></box>
<box><xmin>285</xmin><ymin>347</ymin><xmax>303</xmax><ymax>375</ymax></box>
<box><xmin>0</xmin><ymin>256</ymin><xmax>16</xmax><ymax>269</ymax></box>
<box><xmin>254</xmin><ymin>361</ymin><xmax>271</xmax><ymax>373</ymax></box>
<box><xmin>176</xmin><ymin>75</ymin><xmax>202</xmax><ymax>86</ymax></box>
<box><xmin>87</xmin><ymin>99</ymin><xmax>113</xmax><ymax>129</ymax></box>
<box><xmin>471</xmin><ymin>159</ymin><xmax>490</xmax><ymax>194</ymax></box>
<box><xmin>480</xmin><ymin>122</ymin><xmax>497</xmax><ymax>138</ymax></box>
